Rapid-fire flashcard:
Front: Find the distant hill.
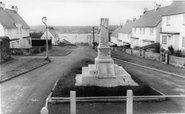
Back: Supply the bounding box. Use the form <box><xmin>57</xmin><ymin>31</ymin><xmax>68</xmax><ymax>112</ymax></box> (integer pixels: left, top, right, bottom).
<box><xmin>30</xmin><ymin>25</ymin><xmax>118</xmax><ymax>34</ymax></box>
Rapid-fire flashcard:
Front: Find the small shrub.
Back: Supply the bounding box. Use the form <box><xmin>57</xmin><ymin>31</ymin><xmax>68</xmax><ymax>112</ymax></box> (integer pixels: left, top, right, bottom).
<box><xmin>168</xmin><ymin>46</ymin><xmax>174</xmax><ymax>54</ymax></box>
<box><xmin>174</xmin><ymin>50</ymin><xmax>181</xmax><ymax>57</ymax></box>
<box><xmin>154</xmin><ymin>44</ymin><xmax>160</xmax><ymax>53</ymax></box>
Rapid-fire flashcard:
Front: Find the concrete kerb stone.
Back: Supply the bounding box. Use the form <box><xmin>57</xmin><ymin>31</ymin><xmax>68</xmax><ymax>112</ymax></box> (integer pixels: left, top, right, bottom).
<box><xmin>0</xmin><ymin>60</ymin><xmax>51</xmax><ymax>83</ymax></box>
<box><xmin>47</xmin><ymin>79</ymin><xmax>167</xmax><ymax>104</ymax></box>
<box><xmin>113</xmin><ymin>57</ymin><xmax>185</xmax><ymax>79</ymax></box>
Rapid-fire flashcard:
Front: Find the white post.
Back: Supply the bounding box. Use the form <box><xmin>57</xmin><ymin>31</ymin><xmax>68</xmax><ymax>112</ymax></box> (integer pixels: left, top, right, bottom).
<box><xmin>127</xmin><ymin>90</ymin><xmax>133</xmax><ymax>114</ymax></box>
<box><xmin>70</xmin><ymin>91</ymin><xmax>76</xmax><ymax>114</ymax></box>
<box><xmin>40</xmin><ymin>98</ymin><xmax>49</xmax><ymax>114</ymax></box>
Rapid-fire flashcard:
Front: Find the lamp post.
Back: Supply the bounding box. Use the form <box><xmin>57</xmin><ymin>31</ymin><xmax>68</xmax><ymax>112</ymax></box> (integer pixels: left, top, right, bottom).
<box><xmin>42</xmin><ymin>17</ymin><xmax>49</xmax><ymax>60</ymax></box>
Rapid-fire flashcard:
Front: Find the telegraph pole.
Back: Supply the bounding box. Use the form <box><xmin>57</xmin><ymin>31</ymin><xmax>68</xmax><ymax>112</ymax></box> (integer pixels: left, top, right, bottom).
<box><xmin>93</xmin><ymin>27</ymin><xmax>95</xmax><ymax>49</ymax></box>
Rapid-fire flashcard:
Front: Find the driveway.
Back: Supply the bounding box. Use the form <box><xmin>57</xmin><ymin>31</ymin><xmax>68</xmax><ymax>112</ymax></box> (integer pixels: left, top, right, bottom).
<box><xmin>1</xmin><ymin>46</ymin><xmax>96</xmax><ymax>114</ymax></box>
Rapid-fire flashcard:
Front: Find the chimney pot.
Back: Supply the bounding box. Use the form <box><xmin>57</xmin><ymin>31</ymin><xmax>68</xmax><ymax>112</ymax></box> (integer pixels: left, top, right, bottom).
<box><xmin>0</xmin><ymin>2</ymin><xmax>5</xmax><ymax>10</ymax></box>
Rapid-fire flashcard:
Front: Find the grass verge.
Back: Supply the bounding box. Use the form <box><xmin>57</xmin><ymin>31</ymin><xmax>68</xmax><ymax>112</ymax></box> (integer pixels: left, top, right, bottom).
<box><xmin>52</xmin><ymin>59</ymin><xmax>160</xmax><ymax>97</ymax></box>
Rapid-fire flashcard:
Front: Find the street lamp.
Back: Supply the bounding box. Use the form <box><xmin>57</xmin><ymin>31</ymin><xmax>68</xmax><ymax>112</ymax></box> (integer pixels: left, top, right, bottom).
<box><xmin>42</xmin><ymin>17</ymin><xmax>49</xmax><ymax>60</ymax></box>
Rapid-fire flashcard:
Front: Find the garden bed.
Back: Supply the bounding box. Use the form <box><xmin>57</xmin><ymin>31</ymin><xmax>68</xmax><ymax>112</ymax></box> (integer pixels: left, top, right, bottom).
<box><xmin>51</xmin><ymin>59</ymin><xmax>162</xmax><ymax>98</ymax></box>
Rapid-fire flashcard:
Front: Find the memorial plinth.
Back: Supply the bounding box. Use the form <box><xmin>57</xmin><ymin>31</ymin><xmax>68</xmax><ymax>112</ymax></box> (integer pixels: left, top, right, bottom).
<box><xmin>75</xmin><ymin>18</ymin><xmax>138</xmax><ymax>87</ymax></box>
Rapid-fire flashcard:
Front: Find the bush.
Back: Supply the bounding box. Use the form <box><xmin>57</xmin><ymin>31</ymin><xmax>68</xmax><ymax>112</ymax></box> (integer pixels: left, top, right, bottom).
<box><xmin>133</xmin><ymin>46</ymin><xmax>140</xmax><ymax>50</ymax></box>
<box><xmin>168</xmin><ymin>46</ymin><xmax>174</xmax><ymax>54</ymax></box>
<box><xmin>174</xmin><ymin>50</ymin><xmax>181</xmax><ymax>57</ymax></box>
<box><xmin>154</xmin><ymin>44</ymin><xmax>160</xmax><ymax>53</ymax></box>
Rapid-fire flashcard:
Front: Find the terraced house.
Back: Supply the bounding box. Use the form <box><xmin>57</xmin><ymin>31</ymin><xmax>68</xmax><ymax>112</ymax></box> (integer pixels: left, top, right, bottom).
<box><xmin>0</xmin><ymin>2</ymin><xmax>31</xmax><ymax>49</ymax></box>
<box><xmin>131</xmin><ymin>5</ymin><xmax>168</xmax><ymax>48</ymax></box>
<box><xmin>160</xmin><ymin>1</ymin><xmax>185</xmax><ymax>54</ymax></box>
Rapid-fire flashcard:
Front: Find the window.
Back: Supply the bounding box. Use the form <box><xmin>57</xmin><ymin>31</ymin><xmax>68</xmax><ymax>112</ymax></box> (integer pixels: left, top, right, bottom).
<box><xmin>150</xmin><ymin>28</ymin><xmax>154</xmax><ymax>35</ymax></box>
<box><xmin>140</xmin><ymin>28</ymin><xmax>142</xmax><ymax>34</ymax></box>
<box><xmin>7</xmin><ymin>29</ymin><xmax>11</xmax><ymax>35</ymax></box>
<box><xmin>182</xmin><ymin>37</ymin><xmax>185</xmax><ymax>47</ymax></box>
<box><xmin>166</xmin><ymin>16</ymin><xmax>170</xmax><ymax>26</ymax></box>
<box><xmin>162</xmin><ymin>35</ymin><xmax>167</xmax><ymax>45</ymax></box>
<box><xmin>143</xmin><ymin>28</ymin><xmax>145</xmax><ymax>34</ymax></box>
<box><xmin>134</xmin><ymin>28</ymin><xmax>136</xmax><ymax>34</ymax></box>
<box><xmin>17</xmin><ymin>27</ymin><xmax>22</xmax><ymax>34</ymax></box>
<box><xmin>28</xmin><ymin>39</ymin><xmax>31</xmax><ymax>45</ymax></box>
<box><xmin>12</xmin><ymin>42</ymin><xmax>15</xmax><ymax>48</ymax></box>
<box><xmin>183</xmin><ymin>15</ymin><xmax>185</xmax><ymax>25</ymax></box>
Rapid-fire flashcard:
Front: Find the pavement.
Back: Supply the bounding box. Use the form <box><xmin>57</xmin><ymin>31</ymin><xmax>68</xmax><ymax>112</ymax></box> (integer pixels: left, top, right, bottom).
<box><xmin>111</xmin><ymin>51</ymin><xmax>185</xmax><ymax>77</ymax></box>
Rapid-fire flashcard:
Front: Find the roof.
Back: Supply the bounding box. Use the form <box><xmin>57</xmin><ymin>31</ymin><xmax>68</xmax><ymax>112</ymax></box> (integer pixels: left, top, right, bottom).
<box><xmin>62</xmin><ymin>39</ymin><xmax>71</xmax><ymax>45</ymax></box>
<box><xmin>49</xmin><ymin>29</ymin><xmax>58</xmax><ymax>37</ymax></box>
<box><xmin>30</xmin><ymin>32</ymin><xmax>43</xmax><ymax>38</ymax></box>
<box><xmin>119</xmin><ymin>21</ymin><xmax>135</xmax><ymax>34</ymax></box>
<box><xmin>162</xmin><ymin>1</ymin><xmax>185</xmax><ymax>16</ymax></box>
<box><xmin>111</xmin><ymin>26</ymin><xmax>121</xmax><ymax>37</ymax></box>
<box><xmin>0</xmin><ymin>8</ymin><xmax>30</xmax><ymax>29</ymax></box>
<box><xmin>133</xmin><ymin>6</ymin><xmax>168</xmax><ymax>27</ymax></box>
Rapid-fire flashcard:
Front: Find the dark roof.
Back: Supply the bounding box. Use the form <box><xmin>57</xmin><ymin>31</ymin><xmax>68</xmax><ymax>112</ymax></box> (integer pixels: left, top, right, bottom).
<box><xmin>49</xmin><ymin>29</ymin><xmax>58</xmax><ymax>37</ymax></box>
<box><xmin>119</xmin><ymin>21</ymin><xmax>135</xmax><ymax>34</ymax></box>
<box><xmin>0</xmin><ymin>8</ymin><xmax>29</xmax><ymax>29</ymax></box>
<box><xmin>133</xmin><ymin>6</ymin><xmax>168</xmax><ymax>27</ymax></box>
<box><xmin>62</xmin><ymin>39</ymin><xmax>71</xmax><ymax>45</ymax></box>
<box><xmin>163</xmin><ymin>1</ymin><xmax>185</xmax><ymax>16</ymax></box>
<box><xmin>111</xmin><ymin>26</ymin><xmax>121</xmax><ymax>37</ymax></box>
<box><xmin>30</xmin><ymin>32</ymin><xmax>43</xmax><ymax>38</ymax></box>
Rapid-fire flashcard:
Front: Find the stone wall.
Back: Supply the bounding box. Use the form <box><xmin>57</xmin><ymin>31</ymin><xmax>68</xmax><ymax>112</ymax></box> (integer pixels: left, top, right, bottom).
<box><xmin>169</xmin><ymin>55</ymin><xmax>185</xmax><ymax>68</ymax></box>
<box><xmin>144</xmin><ymin>51</ymin><xmax>160</xmax><ymax>61</ymax></box>
<box><xmin>132</xmin><ymin>49</ymin><xmax>141</xmax><ymax>57</ymax></box>
<box><xmin>126</xmin><ymin>49</ymin><xmax>132</xmax><ymax>55</ymax></box>
<box><xmin>0</xmin><ymin>36</ymin><xmax>10</xmax><ymax>62</ymax></box>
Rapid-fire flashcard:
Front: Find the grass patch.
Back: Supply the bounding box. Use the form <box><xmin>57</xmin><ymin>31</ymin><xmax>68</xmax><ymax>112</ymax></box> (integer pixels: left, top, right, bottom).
<box><xmin>52</xmin><ymin>59</ymin><xmax>160</xmax><ymax>97</ymax></box>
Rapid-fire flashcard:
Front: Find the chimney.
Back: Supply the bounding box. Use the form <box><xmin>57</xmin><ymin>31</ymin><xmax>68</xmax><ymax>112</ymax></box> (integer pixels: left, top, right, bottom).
<box><xmin>126</xmin><ymin>19</ymin><xmax>131</xmax><ymax>23</ymax></box>
<box><xmin>154</xmin><ymin>3</ymin><xmax>161</xmax><ymax>11</ymax></box>
<box><xmin>11</xmin><ymin>6</ymin><xmax>18</xmax><ymax>13</ymax></box>
<box><xmin>143</xmin><ymin>8</ymin><xmax>148</xmax><ymax>14</ymax></box>
<box><xmin>133</xmin><ymin>18</ymin><xmax>136</xmax><ymax>21</ymax></box>
<box><xmin>0</xmin><ymin>2</ymin><xmax>5</xmax><ymax>10</ymax></box>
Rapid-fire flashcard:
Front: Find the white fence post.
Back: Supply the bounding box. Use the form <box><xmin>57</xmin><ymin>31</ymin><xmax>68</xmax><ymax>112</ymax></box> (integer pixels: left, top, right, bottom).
<box><xmin>127</xmin><ymin>90</ymin><xmax>133</xmax><ymax>114</ymax></box>
<box><xmin>70</xmin><ymin>91</ymin><xmax>76</xmax><ymax>114</ymax></box>
<box><xmin>40</xmin><ymin>98</ymin><xmax>49</xmax><ymax>114</ymax></box>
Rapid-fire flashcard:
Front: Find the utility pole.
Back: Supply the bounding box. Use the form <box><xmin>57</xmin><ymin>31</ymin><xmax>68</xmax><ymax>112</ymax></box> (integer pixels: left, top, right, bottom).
<box><xmin>93</xmin><ymin>27</ymin><xmax>95</xmax><ymax>49</ymax></box>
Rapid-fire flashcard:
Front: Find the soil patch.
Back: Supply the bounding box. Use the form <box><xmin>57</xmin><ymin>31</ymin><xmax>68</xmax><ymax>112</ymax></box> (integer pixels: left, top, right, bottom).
<box><xmin>52</xmin><ymin>59</ymin><xmax>160</xmax><ymax>97</ymax></box>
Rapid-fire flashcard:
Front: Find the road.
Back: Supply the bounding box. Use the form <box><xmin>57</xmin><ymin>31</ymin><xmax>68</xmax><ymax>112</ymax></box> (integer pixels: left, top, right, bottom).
<box><xmin>1</xmin><ymin>46</ymin><xmax>96</xmax><ymax>114</ymax></box>
<box><xmin>1</xmin><ymin>46</ymin><xmax>185</xmax><ymax>114</ymax></box>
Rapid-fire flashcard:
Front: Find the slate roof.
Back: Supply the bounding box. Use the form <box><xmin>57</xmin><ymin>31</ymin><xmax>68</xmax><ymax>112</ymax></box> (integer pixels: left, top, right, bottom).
<box><xmin>62</xmin><ymin>39</ymin><xmax>71</xmax><ymax>45</ymax></box>
<box><xmin>111</xmin><ymin>26</ymin><xmax>121</xmax><ymax>37</ymax></box>
<box><xmin>133</xmin><ymin>6</ymin><xmax>168</xmax><ymax>27</ymax></box>
<box><xmin>0</xmin><ymin>8</ymin><xmax>29</xmax><ymax>29</ymax></box>
<box><xmin>30</xmin><ymin>32</ymin><xmax>43</xmax><ymax>38</ymax></box>
<box><xmin>162</xmin><ymin>1</ymin><xmax>185</xmax><ymax>16</ymax></box>
<box><xmin>49</xmin><ymin>29</ymin><xmax>58</xmax><ymax>37</ymax></box>
<box><xmin>119</xmin><ymin>21</ymin><xmax>135</xmax><ymax>34</ymax></box>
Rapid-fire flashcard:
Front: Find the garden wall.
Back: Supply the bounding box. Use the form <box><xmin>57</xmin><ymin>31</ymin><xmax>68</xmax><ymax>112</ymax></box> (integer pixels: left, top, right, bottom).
<box><xmin>169</xmin><ymin>55</ymin><xmax>185</xmax><ymax>68</ymax></box>
<box><xmin>145</xmin><ymin>51</ymin><xmax>160</xmax><ymax>62</ymax></box>
<box><xmin>132</xmin><ymin>49</ymin><xmax>141</xmax><ymax>57</ymax></box>
<box><xmin>0</xmin><ymin>37</ymin><xmax>10</xmax><ymax>62</ymax></box>
<box><xmin>125</xmin><ymin>49</ymin><xmax>132</xmax><ymax>55</ymax></box>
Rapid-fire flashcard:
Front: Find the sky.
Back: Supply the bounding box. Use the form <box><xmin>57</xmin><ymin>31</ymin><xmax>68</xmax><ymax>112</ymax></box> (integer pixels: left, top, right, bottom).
<box><xmin>2</xmin><ymin>0</ymin><xmax>173</xmax><ymax>26</ymax></box>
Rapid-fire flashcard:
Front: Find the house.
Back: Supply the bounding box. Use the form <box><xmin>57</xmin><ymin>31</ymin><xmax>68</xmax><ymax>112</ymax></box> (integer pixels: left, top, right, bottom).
<box><xmin>131</xmin><ymin>5</ymin><xmax>168</xmax><ymax>48</ymax></box>
<box><xmin>110</xmin><ymin>26</ymin><xmax>121</xmax><ymax>45</ymax></box>
<box><xmin>40</xmin><ymin>29</ymin><xmax>59</xmax><ymax>45</ymax></box>
<box><xmin>160</xmin><ymin>1</ymin><xmax>185</xmax><ymax>53</ymax></box>
<box><xmin>117</xmin><ymin>20</ymin><xmax>136</xmax><ymax>48</ymax></box>
<box><xmin>0</xmin><ymin>2</ymin><xmax>31</xmax><ymax>49</ymax></box>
